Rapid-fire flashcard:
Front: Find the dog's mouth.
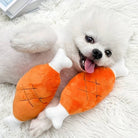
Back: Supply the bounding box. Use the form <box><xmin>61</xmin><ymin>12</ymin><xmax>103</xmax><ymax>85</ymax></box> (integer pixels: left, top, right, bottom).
<box><xmin>78</xmin><ymin>50</ymin><xmax>96</xmax><ymax>74</ymax></box>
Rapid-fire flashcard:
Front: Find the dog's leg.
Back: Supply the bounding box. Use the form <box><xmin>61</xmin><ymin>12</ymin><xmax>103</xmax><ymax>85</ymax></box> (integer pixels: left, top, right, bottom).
<box><xmin>29</xmin><ymin>97</ymin><xmax>59</xmax><ymax>137</ymax></box>
<box><xmin>11</xmin><ymin>23</ymin><xmax>57</xmax><ymax>53</ymax></box>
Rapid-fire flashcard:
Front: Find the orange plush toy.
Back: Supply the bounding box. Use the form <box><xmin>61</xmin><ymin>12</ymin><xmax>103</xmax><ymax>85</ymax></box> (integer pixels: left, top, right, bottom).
<box><xmin>60</xmin><ymin>67</ymin><xmax>115</xmax><ymax>115</ymax></box>
<box><xmin>5</xmin><ymin>48</ymin><xmax>123</xmax><ymax>130</ymax></box>
<box><xmin>5</xmin><ymin>49</ymin><xmax>72</xmax><ymax>126</ymax></box>
<box><xmin>45</xmin><ymin>67</ymin><xmax>116</xmax><ymax>129</ymax></box>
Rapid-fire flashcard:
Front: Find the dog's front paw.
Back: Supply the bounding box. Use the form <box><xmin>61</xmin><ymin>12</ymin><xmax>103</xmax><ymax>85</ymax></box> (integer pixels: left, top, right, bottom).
<box><xmin>10</xmin><ymin>33</ymin><xmax>27</xmax><ymax>51</ymax></box>
<box><xmin>11</xmin><ymin>23</ymin><xmax>57</xmax><ymax>53</ymax></box>
<box><xmin>29</xmin><ymin>111</ymin><xmax>52</xmax><ymax>137</ymax></box>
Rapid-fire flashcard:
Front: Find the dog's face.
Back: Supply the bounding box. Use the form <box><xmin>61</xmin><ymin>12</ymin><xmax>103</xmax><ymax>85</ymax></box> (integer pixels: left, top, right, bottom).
<box><xmin>67</xmin><ymin>7</ymin><xmax>132</xmax><ymax>73</ymax></box>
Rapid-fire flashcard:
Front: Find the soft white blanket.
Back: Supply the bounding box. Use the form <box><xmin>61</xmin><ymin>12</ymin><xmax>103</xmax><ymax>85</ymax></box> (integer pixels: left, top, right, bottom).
<box><xmin>0</xmin><ymin>0</ymin><xmax>138</xmax><ymax>138</ymax></box>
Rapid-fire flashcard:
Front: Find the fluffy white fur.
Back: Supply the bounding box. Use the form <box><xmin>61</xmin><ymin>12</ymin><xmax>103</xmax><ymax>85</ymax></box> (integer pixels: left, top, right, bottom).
<box><xmin>0</xmin><ymin>0</ymin><xmax>137</xmax><ymax>138</ymax></box>
<box><xmin>0</xmin><ymin>6</ymin><xmax>131</xmax><ymax>89</ymax></box>
<box><xmin>2</xmin><ymin>6</ymin><xmax>130</xmax><ymax>134</ymax></box>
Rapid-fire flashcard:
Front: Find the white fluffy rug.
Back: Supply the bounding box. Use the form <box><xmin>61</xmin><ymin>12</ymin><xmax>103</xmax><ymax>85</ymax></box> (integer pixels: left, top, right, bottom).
<box><xmin>0</xmin><ymin>0</ymin><xmax>138</xmax><ymax>138</ymax></box>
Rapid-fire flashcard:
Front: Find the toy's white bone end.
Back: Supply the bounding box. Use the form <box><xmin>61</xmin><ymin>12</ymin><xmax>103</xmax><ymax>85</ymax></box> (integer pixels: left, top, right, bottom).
<box><xmin>49</xmin><ymin>48</ymin><xmax>72</xmax><ymax>73</ymax></box>
<box><xmin>4</xmin><ymin>115</ymin><xmax>23</xmax><ymax>129</ymax></box>
<box><xmin>45</xmin><ymin>103</ymin><xmax>69</xmax><ymax>129</ymax></box>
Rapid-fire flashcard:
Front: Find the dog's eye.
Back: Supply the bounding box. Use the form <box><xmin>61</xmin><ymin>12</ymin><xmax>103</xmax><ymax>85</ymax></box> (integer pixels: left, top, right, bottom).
<box><xmin>105</xmin><ymin>50</ymin><xmax>112</xmax><ymax>57</ymax></box>
<box><xmin>85</xmin><ymin>35</ymin><xmax>95</xmax><ymax>44</ymax></box>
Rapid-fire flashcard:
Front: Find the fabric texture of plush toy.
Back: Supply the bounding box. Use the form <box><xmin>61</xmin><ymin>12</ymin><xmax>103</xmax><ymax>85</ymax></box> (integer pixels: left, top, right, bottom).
<box><xmin>60</xmin><ymin>67</ymin><xmax>115</xmax><ymax>115</ymax></box>
<box><xmin>4</xmin><ymin>48</ymin><xmax>72</xmax><ymax>126</ymax></box>
<box><xmin>13</xmin><ymin>64</ymin><xmax>61</xmax><ymax>121</ymax></box>
<box><xmin>45</xmin><ymin>67</ymin><xmax>115</xmax><ymax>129</ymax></box>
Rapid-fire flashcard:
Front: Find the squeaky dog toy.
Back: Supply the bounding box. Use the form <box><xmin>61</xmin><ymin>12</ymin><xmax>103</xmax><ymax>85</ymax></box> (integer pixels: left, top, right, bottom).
<box><xmin>5</xmin><ymin>49</ymin><xmax>72</xmax><ymax>126</ymax></box>
<box><xmin>45</xmin><ymin>67</ymin><xmax>115</xmax><ymax>129</ymax></box>
<box><xmin>45</xmin><ymin>59</ymin><xmax>127</xmax><ymax>129</ymax></box>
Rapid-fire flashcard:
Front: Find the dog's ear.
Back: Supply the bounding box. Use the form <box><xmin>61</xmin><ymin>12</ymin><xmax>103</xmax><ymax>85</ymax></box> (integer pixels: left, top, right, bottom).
<box><xmin>111</xmin><ymin>59</ymin><xmax>129</xmax><ymax>78</ymax></box>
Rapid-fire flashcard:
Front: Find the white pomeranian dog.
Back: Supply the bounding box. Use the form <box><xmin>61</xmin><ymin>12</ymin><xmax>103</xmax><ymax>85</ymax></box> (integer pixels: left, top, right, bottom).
<box><xmin>1</xmin><ymin>6</ymin><xmax>132</xmax><ymax>137</ymax></box>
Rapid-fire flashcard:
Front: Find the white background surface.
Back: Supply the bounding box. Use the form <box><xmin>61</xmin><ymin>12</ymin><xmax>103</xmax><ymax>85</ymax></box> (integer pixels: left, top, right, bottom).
<box><xmin>0</xmin><ymin>0</ymin><xmax>138</xmax><ymax>137</ymax></box>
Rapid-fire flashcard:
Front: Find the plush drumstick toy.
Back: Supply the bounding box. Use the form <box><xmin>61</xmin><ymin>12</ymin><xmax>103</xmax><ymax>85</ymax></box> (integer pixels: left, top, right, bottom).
<box><xmin>45</xmin><ymin>59</ymin><xmax>127</xmax><ymax>129</ymax></box>
<box><xmin>5</xmin><ymin>49</ymin><xmax>72</xmax><ymax>127</ymax></box>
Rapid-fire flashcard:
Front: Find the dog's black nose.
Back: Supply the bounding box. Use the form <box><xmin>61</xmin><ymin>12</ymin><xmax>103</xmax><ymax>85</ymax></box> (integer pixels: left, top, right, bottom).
<box><xmin>92</xmin><ymin>49</ymin><xmax>102</xmax><ymax>59</ymax></box>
